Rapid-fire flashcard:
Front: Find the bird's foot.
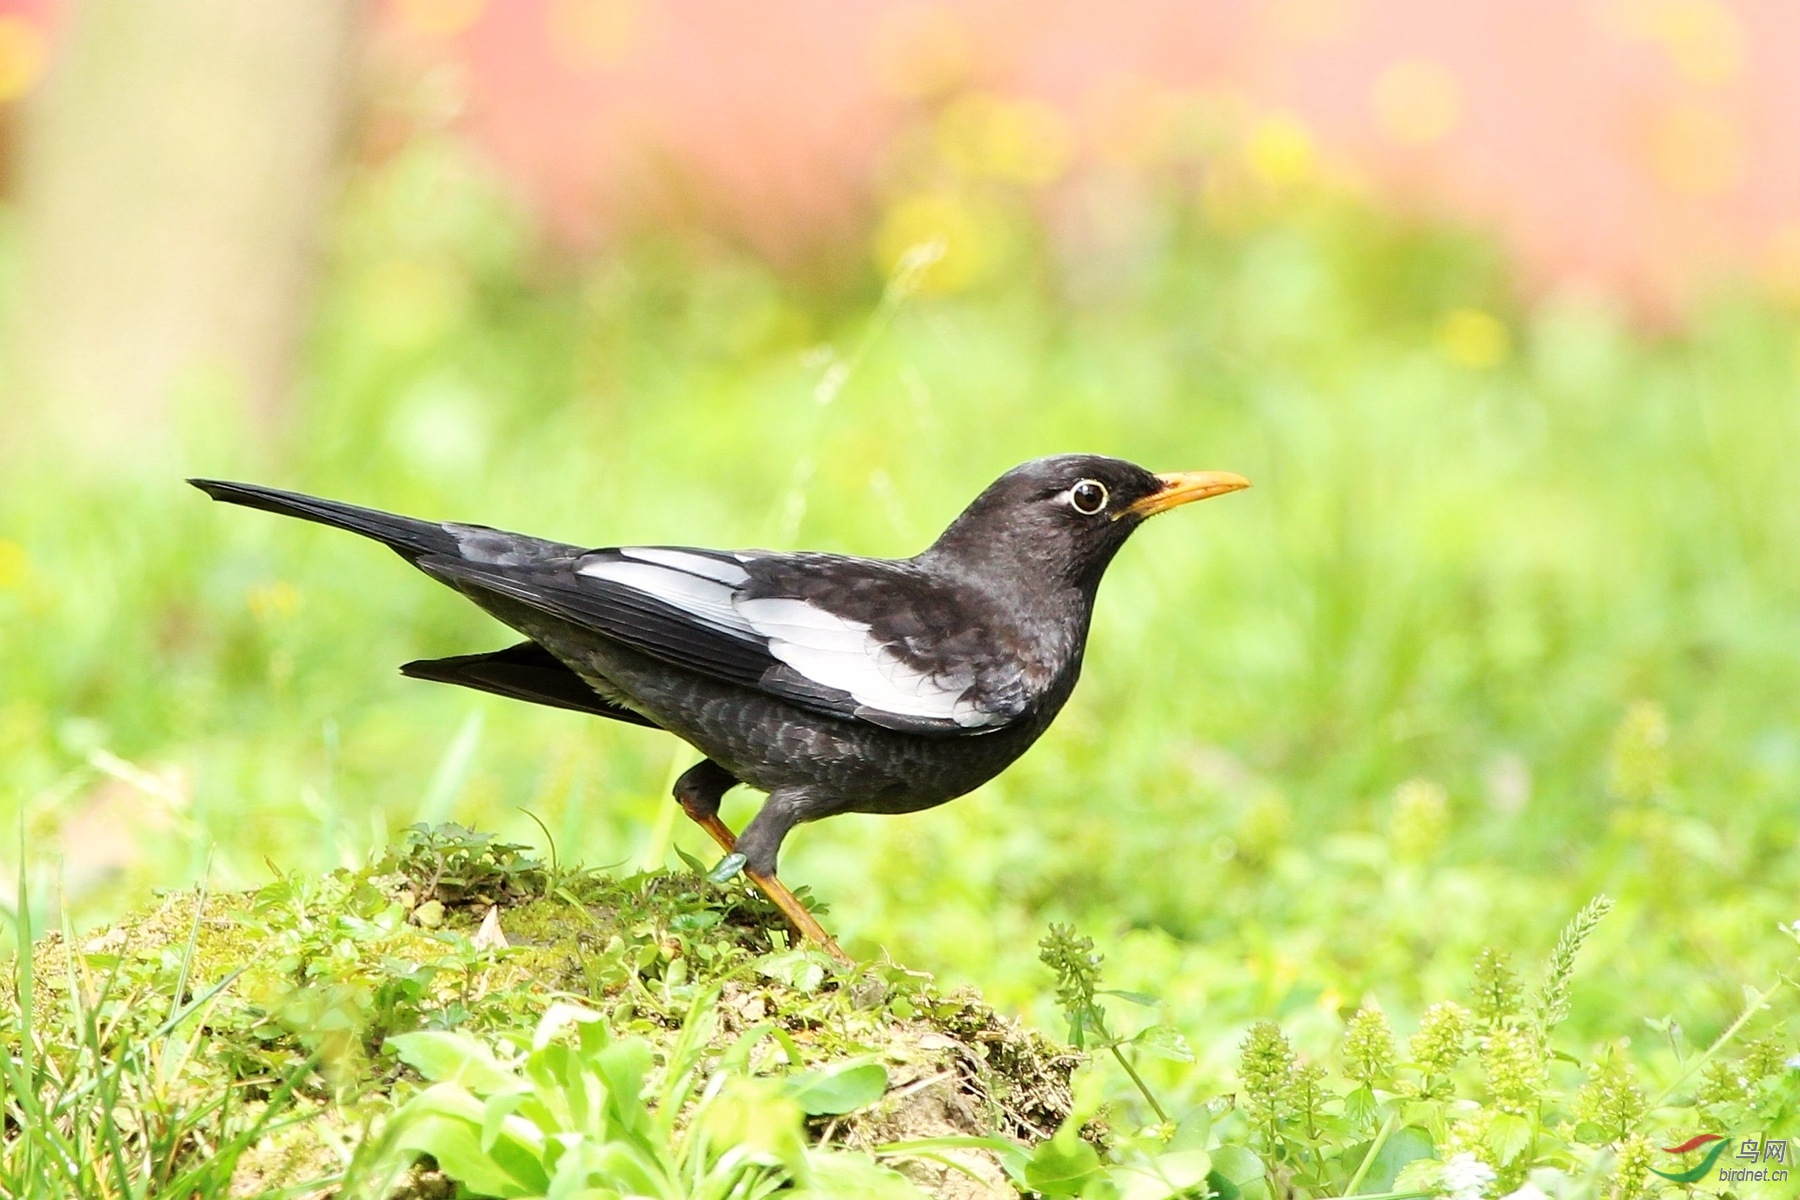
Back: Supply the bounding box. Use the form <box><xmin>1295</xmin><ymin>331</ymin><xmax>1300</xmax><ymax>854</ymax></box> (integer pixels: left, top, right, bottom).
<box><xmin>707</xmin><ymin>852</ymin><xmax>747</xmax><ymax>884</ymax></box>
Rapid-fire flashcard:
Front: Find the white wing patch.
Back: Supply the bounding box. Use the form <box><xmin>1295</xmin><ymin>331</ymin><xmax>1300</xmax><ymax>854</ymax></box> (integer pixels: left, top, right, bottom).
<box><xmin>576</xmin><ymin>549</ymin><xmax>1004</xmax><ymax>728</ymax></box>
<box><xmin>576</xmin><ymin>555</ymin><xmax>749</xmax><ymax>636</ymax></box>
<box><xmin>735</xmin><ymin>596</ymin><xmax>998</xmax><ymax>727</ymax></box>
<box><xmin>619</xmin><ymin>546</ymin><xmax>751</xmax><ymax>585</ymax></box>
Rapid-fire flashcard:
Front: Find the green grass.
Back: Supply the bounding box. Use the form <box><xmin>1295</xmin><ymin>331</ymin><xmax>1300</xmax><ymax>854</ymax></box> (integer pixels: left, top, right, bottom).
<box><xmin>3</xmin><ymin>136</ymin><xmax>1798</xmax><ymax>1193</ymax></box>
<box><xmin>0</xmin><ymin>824</ymin><xmax>1086</xmax><ymax>1196</ymax></box>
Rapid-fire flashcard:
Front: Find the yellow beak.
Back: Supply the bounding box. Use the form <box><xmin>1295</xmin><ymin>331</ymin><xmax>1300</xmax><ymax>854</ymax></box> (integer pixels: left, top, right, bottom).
<box><xmin>1121</xmin><ymin>470</ymin><xmax>1252</xmax><ymax>518</ymax></box>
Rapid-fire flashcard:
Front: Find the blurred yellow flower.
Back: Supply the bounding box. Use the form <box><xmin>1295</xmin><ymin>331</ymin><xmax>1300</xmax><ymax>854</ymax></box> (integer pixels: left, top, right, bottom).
<box><xmin>1267</xmin><ymin>0</ymin><xmax>1356</xmax><ymax>42</ymax></box>
<box><xmin>1610</xmin><ymin>0</ymin><xmax>1742</xmax><ymax>85</ymax></box>
<box><xmin>936</xmin><ymin>93</ymin><xmax>1075</xmax><ymax>187</ymax></box>
<box><xmin>1086</xmin><ymin>78</ymin><xmax>1205</xmax><ymax>169</ymax></box>
<box><xmin>1371</xmin><ymin>58</ymin><xmax>1461</xmax><ymax>146</ymax></box>
<box><xmin>394</xmin><ymin>0</ymin><xmax>487</xmax><ymax>38</ymax></box>
<box><xmin>0</xmin><ymin>539</ymin><xmax>27</xmax><ymax>590</ymax></box>
<box><xmin>873</xmin><ymin>191</ymin><xmax>1002</xmax><ymax>293</ymax></box>
<box><xmin>1439</xmin><ymin>308</ymin><xmax>1511</xmax><ymax>368</ymax></box>
<box><xmin>248</xmin><ymin>581</ymin><xmax>301</xmax><ymax>621</ymax></box>
<box><xmin>357</xmin><ymin>258</ymin><xmax>470</xmax><ymax>352</ymax></box>
<box><xmin>870</xmin><ymin>4</ymin><xmax>972</xmax><ymax>100</ymax></box>
<box><xmin>547</xmin><ymin>0</ymin><xmax>640</xmax><ymax>69</ymax></box>
<box><xmin>0</xmin><ymin>15</ymin><xmax>47</xmax><ymax>103</ymax></box>
<box><xmin>1646</xmin><ymin>101</ymin><xmax>1742</xmax><ymax>196</ymax></box>
<box><xmin>1656</xmin><ymin>0</ymin><xmax>1743</xmax><ymax>83</ymax></box>
<box><xmin>1243</xmin><ymin>112</ymin><xmax>1316</xmax><ymax>187</ymax></box>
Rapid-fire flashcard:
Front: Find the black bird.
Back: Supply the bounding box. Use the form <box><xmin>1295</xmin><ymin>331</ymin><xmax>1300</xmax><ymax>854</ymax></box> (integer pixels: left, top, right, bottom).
<box><xmin>191</xmin><ymin>456</ymin><xmax>1248</xmax><ymax>957</ymax></box>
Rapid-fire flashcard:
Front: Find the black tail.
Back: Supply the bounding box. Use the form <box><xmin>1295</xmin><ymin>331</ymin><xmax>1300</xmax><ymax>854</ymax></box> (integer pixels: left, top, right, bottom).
<box><xmin>189</xmin><ymin>479</ymin><xmax>459</xmax><ymax>560</ymax></box>
<box><xmin>402</xmin><ymin>641</ymin><xmax>660</xmax><ymax>728</ymax></box>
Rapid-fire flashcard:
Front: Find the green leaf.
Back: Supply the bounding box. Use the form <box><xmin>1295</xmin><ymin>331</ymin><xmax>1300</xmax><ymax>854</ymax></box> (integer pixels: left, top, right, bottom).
<box><xmin>1115</xmin><ymin>1148</ymin><xmax>1213</xmax><ymax>1200</ymax></box>
<box><xmin>757</xmin><ymin>949</ymin><xmax>827</xmax><ymax>993</ymax></box>
<box><xmin>481</xmin><ymin>1091</ymin><xmax>534</xmax><ymax>1154</ymax></box>
<box><xmin>786</xmin><ymin>1060</ymin><xmax>890</xmax><ymax>1115</ymax></box>
<box><xmin>1394</xmin><ymin>1157</ymin><xmax>1445</xmax><ymax>1195</ymax></box>
<box><xmin>1169</xmin><ymin>1106</ymin><xmax>1213</xmax><ymax>1151</ymax></box>
<box><xmin>1132</xmin><ymin>1023</ymin><xmax>1196</xmax><ymax>1062</ymax></box>
<box><xmin>389</xmin><ymin>1030</ymin><xmax>520</xmax><ymax>1095</ymax></box>
<box><xmin>1486</xmin><ymin>1112</ymin><xmax>1532</xmax><ymax>1165</ymax></box>
<box><xmin>585</xmin><ymin>1138</ymin><xmax>670</xmax><ymax>1196</ymax></box>
<box><xmin>391</xmin><ymin>1083</ymin><xmax>549</xmax><ymax>1198</ymax></box>
<box><xmin>1343</xmin><ymin>1083</ymin><xmax>1379</xmax><ymax>1129</ymax></box>
<box><xmin>1571</xmin><ymin>1120</ymin><xmax>1607</xmax><ymax>1144</ymax></box>
<box><xmin>533</xmin><ymin>1001</ymin><xmax>607</xmax><ymax>1052</ymax></box>
<box><xmin>1023</xmin><ymin>1129</ymin><xmax>1104</xmax><ymax>1196</ymax></box>
<box><xmin>1208</xmin><ymin>1144</ymin><xmax>1266</xmax><ymax>1200</ymax></box>
<box><xmin>1098</xmin><ymin>989</ymin><xmax>1162</xmax><ymax>1006</ymax></box>
<box><xmin>1208</xmin><ymin>1144</ymin><xmax>1264</xmax><ymax>1186</ymax></box>
<box><xmin>394</xmin><ymin>1111</ymin><xmax>527</xmax><ymax>1198</ymax></box>
<box><xmin>1353</xmin><ymin>1126</ymin><xmax>1435</xmax><ymax>1194</ymax></box>
<box><xmin>593</xmin><ymin>1040</ymin><xmax>656</xmax><ymax>1138</ymax></box>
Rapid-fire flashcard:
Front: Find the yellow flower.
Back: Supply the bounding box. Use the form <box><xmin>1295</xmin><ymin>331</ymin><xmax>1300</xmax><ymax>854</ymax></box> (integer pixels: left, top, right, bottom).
<box><xmin>248</xmin><ymin>581</ymin><xmax>301</xmax><ymax>620</ymax></box>
<box><xmin>873</xmin><ymin>191</ymin><xmax>1006</xmax><ymax>294</ymax></box>
<box><xmin>1440</xmin><ymin>308</ymin><xmax>1511</xmax><ymax>369</ymax></box>
<box><xmin>1244</xmin><ymin>113</ymin><xmax>1317</xmax><ymax>187</ymax></box>
<box><xmin>936</xmin><ymin>93</ymin><xmax>1075</xmax><ymax>187</ymax></box>
<box><xmin>1372</xmin><ymin>58</ymin><xmax>1461</xmax><ymax>146</ymax></box>
<box><xmin>1646</xmin><ymin>102</ymin><xmax>1742</xmax><ymax>197</ymax></box>
<box><xmin>0</xmin><ymin>16</ymin><xmax>47</xmax><ymax>104</ymax></box>
<box><xmin>0</xmin><ymin>539</ymin><xmax>27</xmax><ymax>590</ymax></box>
<box><xmin>1612</xmin><ymin>0</ymin><xmax>1743</xmax><ymax>85</ymax></box>
<box><xmin>547</xmin><ymin>0</ymin><xmax>640</xmax><ymax>68</ymax></box>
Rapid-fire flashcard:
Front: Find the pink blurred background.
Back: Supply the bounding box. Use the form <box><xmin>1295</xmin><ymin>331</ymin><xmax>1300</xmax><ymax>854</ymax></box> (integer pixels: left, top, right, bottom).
<box><xmin>393</xmin><ymin>0</ymin><xmax>1800</xmax><ymax>316</ymax></box>
<box><xmin>3</xmin><ymin>0</ymin><xmax>1797</xmax><ymax>317</ymax></box>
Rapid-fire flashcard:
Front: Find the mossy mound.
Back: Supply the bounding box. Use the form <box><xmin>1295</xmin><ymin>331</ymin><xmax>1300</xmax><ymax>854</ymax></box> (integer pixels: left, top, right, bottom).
<box><xmin>6</xmin><ymin>825</ymin><xmax>1077</xmax><ymax>1198</ymax></box>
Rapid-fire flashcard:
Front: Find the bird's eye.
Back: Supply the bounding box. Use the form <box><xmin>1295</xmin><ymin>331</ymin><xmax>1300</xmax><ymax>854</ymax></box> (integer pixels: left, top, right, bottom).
<box><xmin>1069</xmin><ymin>479</ymin><xmax>1109</xmax><ymax>515</ymax></box>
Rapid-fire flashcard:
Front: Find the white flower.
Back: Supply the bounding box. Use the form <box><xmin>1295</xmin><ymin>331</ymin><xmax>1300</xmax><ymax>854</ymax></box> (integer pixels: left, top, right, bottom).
<box><xmin>1500</xmin><ymin>1183</ymin><xmax>1551</xmax><ymax>1200</ymax></box>
<box><xmin>1441</xmin><ymin>1152</ymin><xmax>1498</xmax><ymax>1200</ymax></box>
<box><xmin>1784</xmin><ymin>1053</ymin><xmax>1800</xmax><ymax>1071</ymax></box>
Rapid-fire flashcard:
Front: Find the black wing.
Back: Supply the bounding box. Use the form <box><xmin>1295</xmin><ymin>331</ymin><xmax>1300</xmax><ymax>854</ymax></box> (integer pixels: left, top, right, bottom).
<box><xmin>401</xmin><ymin>641</ymin><xmax>661</xmax><ymax>727</ymax></box>
<box><xmin>417</xmin><ymin>545</ymin><xmax>1039</xmax><ymax>736</ymax></box>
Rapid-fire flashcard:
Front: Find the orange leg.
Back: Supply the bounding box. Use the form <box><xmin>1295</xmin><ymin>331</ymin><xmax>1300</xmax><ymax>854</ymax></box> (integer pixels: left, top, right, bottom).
<box><xmin>681</xmin><ymin>805</ymin><xmax>850</xmax><ymax>964</ymax></box>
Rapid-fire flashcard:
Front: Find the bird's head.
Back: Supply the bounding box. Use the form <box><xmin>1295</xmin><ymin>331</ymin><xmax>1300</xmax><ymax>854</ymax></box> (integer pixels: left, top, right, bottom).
<box><xmin>923</xmin><ymin>454</ymin><xmax>1250</xmax><ymax>594</ymax></box>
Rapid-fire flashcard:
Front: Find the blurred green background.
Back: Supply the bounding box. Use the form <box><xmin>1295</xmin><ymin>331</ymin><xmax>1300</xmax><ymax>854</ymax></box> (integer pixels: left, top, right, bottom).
<box><xmin>1</xmin><ymin>0</ymin><xmax>1797</xmax><ymax>1110</ymax></box>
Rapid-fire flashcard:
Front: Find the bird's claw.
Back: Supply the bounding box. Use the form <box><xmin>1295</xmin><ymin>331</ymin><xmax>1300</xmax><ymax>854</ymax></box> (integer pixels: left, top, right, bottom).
<box><xmin>707</xmin><ymin>852</ymin><xmax>748</xmax><ymax>884</ymax></box>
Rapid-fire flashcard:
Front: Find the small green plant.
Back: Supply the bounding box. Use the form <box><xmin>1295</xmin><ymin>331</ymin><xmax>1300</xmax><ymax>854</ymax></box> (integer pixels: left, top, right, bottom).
<box><xmin>987</xmin><ymin>896</ymin><xmax>1795</xmax><ymax>1200</ymax></box>
<box><xmin>389</xmin><ymin>821</ymin><xmax>552</xmax><ymax>907</ymax></box>
<box><xmin>372</xmin><ymin>993</ymin><xmax>924</xmax><ymax>1198</ymax></box>
<box><xmin>1215</xmin><ymin>895</ymin><xmax>1795</xmax><ymax>1200</ymax></box>
<box><xmin>1039</xmin><ymin>923</ymin><xmax>1192</xmax><ymax>1124</ymax></box>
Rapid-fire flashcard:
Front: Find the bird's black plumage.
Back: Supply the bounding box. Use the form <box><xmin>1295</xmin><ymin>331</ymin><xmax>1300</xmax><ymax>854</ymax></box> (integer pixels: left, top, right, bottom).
<box><xmin>190</xmin><ymin>455</ymin><xmax>1247</xmax><ymax>926</ymax></box>
<box><xmin>400</xmin><ymin>641</ymin><xmax>660</xmax><ymax>727</ymax></box>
